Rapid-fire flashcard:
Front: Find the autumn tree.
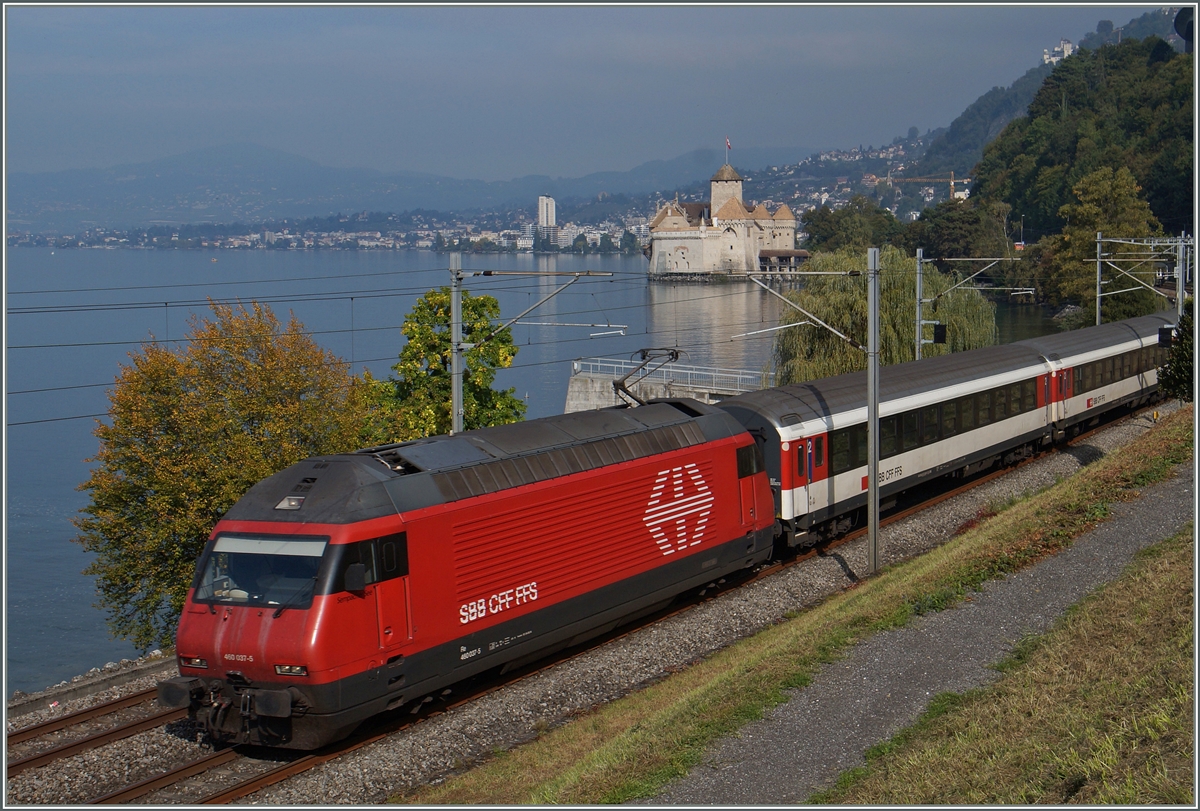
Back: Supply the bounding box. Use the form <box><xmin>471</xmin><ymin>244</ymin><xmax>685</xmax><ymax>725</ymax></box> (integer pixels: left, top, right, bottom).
<box><xmin>371</xmin><ymin>287</ymin><xmax>526</xmax><ymax>440</ymax></box>
<box><xmin>74</xmin><ymin>301</ymin><xmax>377</xmax><ymax>649</ymax></box>
<box><xmin>1036</xmin><ymin>166</ymin><xmax>1164</xmax><ymax>320</ymax></box>
<box><xmin>773</xmin><ymin>246</ymin><xmax>997</xmax><ymax>384</ymax></box>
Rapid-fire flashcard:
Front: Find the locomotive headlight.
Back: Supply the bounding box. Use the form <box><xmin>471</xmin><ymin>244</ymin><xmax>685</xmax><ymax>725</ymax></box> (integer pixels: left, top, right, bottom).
<box><xmin>275</xmin><ymin>664</ymin><xmax>308</xmax><ymax>676</ymax></box>
<box><xmin>181</xmin><ymin>657</ymin><xmax>208</xmax><ymax>668</ymax></box>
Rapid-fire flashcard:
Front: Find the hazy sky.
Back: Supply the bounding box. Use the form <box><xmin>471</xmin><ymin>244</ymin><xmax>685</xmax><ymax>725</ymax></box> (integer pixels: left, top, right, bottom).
<box><xmin>6</xmin><ymin>4</ymin><xmax>1159</xmax><ymax>180</ymax></box>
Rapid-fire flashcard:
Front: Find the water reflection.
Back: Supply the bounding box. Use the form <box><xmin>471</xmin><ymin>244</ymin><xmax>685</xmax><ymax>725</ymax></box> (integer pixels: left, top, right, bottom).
<box><xmin>644</xmin><ymin>281</ymin><xmax>785</xmax><ymax>371</ymax></box>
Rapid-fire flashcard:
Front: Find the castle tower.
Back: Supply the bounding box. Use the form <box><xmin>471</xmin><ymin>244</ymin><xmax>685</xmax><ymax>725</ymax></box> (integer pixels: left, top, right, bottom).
<box><xmin>709</xmin><ymin>164</ymin><xmax>743</xmax><ymax>219</ymax></box>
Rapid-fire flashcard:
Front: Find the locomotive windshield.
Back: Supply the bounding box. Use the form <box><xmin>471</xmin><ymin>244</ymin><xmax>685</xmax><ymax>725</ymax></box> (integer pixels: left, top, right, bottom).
<box><xmin>194</xmin><ymin>535</ymin><xmax>328</xmax><ymax>609</ymax></box>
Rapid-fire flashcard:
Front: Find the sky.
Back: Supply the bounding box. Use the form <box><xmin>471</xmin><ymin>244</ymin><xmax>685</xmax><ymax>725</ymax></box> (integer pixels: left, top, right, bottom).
<box><xmin>5</xmin><ymin>4</ymin><xmax>1161</xmax><ymax>181</ymax></box>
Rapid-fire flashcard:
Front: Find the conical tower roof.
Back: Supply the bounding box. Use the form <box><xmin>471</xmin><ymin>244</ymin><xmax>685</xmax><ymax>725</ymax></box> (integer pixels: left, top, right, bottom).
<box><xmin>710</xmin><ymin>164</ymin><xmax>743</xmax><ymax>182</ymax></box>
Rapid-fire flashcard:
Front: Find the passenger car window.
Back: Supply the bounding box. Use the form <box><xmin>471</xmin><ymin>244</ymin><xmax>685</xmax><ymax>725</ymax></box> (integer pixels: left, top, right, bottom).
<box><xmin>921</xmin><ymin>406</ymin><xmax>939</xmax><ymax>444</ymax></box>
<box><xmin>941</xmin><ymin>401</ymin><xmax>958</xmax><ymax>438</ymax></box>
<box><xmin>994</xmin><ymin>387</ymin><xmax>1008</xmax><ymax>420</ymax></box>
<box><xmin>959</xmin><ymin>396</ymin><xmax>975</xmax><ymax>431</ymax></box>
<box><xmin>977</xmin><ymin>391</ymin><xmax>992</xmax><ymax>426</ymax></box>
<box><xmin>831</xmin><ymin>430</ymin><xmax>851</xmax><ymax>474</ymax></box>
<box><xmin>880</xmin><ymin>417</ymin><xmax>897</xmax><ymax>458</ymax></box>
<box><xmin>901</xmin><ymin>412</ymin><xmax>919</xmax><ymax>450</ymax></box>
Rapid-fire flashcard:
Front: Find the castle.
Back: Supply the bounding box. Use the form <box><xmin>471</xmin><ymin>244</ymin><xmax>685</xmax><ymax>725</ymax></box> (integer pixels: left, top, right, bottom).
<box><xmin>646</xmin><ymin>164</ymin><xmax>802</xmax><ymax>276</ymax></box>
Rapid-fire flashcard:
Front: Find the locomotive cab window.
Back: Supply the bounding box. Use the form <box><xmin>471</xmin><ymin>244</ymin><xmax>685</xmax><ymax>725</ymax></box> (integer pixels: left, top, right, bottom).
<box><xmin>193</xmin><ymin>535</ymin><xmax>327</xmax><ymax>609</ymax></box>
<box><xmin>378</xmin><ymin>533</ymin><xmax>410</xmax><ymax>580</ymax></box>
<box><xmin>736</xmin><ymin>443</ymin><xmax>764</xmax><ymax>478</ymax></box>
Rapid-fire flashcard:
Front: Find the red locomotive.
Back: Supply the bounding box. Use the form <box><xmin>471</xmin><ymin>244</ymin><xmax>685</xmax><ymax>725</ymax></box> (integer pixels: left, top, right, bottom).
<box><xmin>158</xmin><ymin>399</ymin><xmax>775</xmax><ymax>749</ymax></box>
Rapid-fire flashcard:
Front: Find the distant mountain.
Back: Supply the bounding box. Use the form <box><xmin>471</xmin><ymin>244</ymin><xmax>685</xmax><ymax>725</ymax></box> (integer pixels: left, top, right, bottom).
<box><xmin>917</xmin><ymin>63</ymin><xmax>1054</xmax><ymax>179</ymax></box>
<box><xmin>6</xmin><ymin>143</ymin><xmax>819</xmax><ymax>233</ymax></box>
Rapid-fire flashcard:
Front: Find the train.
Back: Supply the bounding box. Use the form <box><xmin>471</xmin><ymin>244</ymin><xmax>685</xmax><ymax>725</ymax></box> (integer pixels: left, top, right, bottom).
<box><xmin>157</xmin><ymin>310</ymin><xmax>1175</xmax><ymax>749</ymax></box>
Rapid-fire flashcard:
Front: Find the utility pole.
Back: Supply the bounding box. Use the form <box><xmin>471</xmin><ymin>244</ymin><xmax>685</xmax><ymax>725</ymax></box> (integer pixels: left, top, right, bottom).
<box><xmin>448</xmin><ymin>257</ymin><xmax>613</xmax><ymax>434</ymax></box>
<box><xmin>1177</xmin><ymin>237</ymin><xmax>1186</xmax><ymax>320</ymax></box>
<box><xmin>867</xmin><ymin>248</ymin><xmax>881</xmax><ymax>575</ymax></box>
<box><xmin>450</xmin><ymin>253</ymin><xmax>468</xmax><ymax>434</ymax></box>
<box><xmin>915</xmin><ymin>248</ymin><xmax>923</xmax><ymax>360</ymax></box>
<box><xmin>1096</xmin><ymin>231</ymin><xmax>1103</xmax><ymax>326</ymax></box>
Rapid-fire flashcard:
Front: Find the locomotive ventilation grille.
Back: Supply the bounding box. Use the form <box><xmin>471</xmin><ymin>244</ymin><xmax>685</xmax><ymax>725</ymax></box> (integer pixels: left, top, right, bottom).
<box><xmin>452</xmin><ymin>457</ymin><xmax>718</xmax><ymax>605</ymax></box>
<box><xmin>431</xmin><ymin>423</ymin><xmax>706</xmax><ymax>503</ymax></box>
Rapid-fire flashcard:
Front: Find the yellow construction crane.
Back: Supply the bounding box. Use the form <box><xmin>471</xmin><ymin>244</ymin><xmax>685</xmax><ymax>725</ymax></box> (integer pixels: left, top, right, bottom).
<box><xmin>884</xmin><ymin>170</ymin><xmax>969</xmax><ymax>198</ymax></box>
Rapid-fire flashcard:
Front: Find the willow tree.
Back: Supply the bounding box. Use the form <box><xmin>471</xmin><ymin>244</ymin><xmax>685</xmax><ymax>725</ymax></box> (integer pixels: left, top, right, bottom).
<box><xmin>74</xmin><ymin>301</ymin><xmax>380</xmax><ymax>649</ymax></box>
<box><xmin>772</xmin><ymin>246</ymin><xmax>997</xmax><ymax>384</ymax></box>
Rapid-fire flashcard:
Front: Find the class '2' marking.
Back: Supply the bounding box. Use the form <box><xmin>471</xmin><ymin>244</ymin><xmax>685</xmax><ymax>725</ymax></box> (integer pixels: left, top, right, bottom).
<box><xmin>644</xmin><ymin>463</ymin><xmax>714</xmax><ymax>556</ymax></box>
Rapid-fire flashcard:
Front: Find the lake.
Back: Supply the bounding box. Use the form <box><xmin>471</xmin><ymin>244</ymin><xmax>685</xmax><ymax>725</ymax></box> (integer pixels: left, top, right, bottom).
<box><xmin>3</xmin><ymin>248</ymin><xmax>1058</xmax><ymax>694</ymax></box>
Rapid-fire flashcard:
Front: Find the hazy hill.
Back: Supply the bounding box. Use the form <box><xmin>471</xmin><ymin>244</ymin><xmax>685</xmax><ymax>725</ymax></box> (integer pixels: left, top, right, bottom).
<box><xmin>917</xmin><ymin>63</ymin><xmax>1054</xmax><ymax>179</ymax></box>
<box><xmin>6</xmin><ymin>143</ymin><xmax>818</xmax><ymax>233</ymax></box>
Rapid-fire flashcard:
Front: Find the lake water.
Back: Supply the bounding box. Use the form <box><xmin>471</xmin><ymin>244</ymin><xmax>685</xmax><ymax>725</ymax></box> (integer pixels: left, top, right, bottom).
<box><xmin>3</xmin><ymin>248</ymin><xmax>1058</xmax><ymax>694</ymax></box>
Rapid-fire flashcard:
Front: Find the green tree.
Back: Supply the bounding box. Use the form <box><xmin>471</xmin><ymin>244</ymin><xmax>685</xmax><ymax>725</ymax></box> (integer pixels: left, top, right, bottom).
<box><xmin>571</xmin><ymin>233</ymin><xmax>589</xmax><ymax>254</ymax></box>
<box><xmin>619</xmin><ymin>230</ymin><xmax>640</xmax><ymax>255</ymax></box>
<box><xmin>1158</xmin><ymin>298</ymin><xmax>1193</xmax><ymax>401</ymax></box>
<box><xmin>598</xmin><ymin>233</ymin><xmax>618</xmax><ymax>253</ymax></box>
<box><xmin>772</xmin><ymin>246</ymin><xmax>997</xmax><ymax>384</ymax></box>
<box><xmin>374</xmin><ymin>287</ymin><xmax>526</xmax><ymax>439</ymax></box>
<box><xmin>801</xmin><ymin>196</ymin><xmax>906</xmax><ymax>253</ymax></box>
<box><xmin>1036</xmin><ymin>166</ymin><xmax>1163</xmax><ymax>319</ymax></box>
<box><xmin>73</xmin><ymin>302</ymin><xmax>376</xmax><ymax>650</ymax></box>
<box><xmin>902</xmin><ymin>199</ymin><xmax>1012</xmax><ymax>263</ymax></box>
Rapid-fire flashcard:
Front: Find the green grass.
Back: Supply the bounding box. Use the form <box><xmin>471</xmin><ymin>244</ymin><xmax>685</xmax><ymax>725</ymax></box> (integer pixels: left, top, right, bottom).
<box><xmin>811</xmin><ymin>524</ymin><xmax>1195</xmax><ymax>805</ymax></box>
<box><xmin>399</xmin><ymin>406</ymin><xmax>1193</xmax><ymax>805</ymax></box>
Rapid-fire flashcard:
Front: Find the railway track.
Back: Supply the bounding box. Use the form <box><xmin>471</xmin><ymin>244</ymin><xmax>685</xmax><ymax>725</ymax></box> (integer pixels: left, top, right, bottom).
<box><xmin>7</xmin><ymin>403</ymin><xmax>1158</xmax><ymax>804</ymax></box>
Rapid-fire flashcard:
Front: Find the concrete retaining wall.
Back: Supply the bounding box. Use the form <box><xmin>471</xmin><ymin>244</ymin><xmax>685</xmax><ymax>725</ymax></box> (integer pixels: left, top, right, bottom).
<box><xmin>564</xmin><ymin>374</ymin><xmax>742</xmax><ymax>413</ymax></box>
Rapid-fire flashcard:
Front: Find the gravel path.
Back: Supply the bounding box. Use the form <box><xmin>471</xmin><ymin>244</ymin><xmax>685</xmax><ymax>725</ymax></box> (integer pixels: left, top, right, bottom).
<box><xmin>648</xmin><ymin>461</ymin><xmax>1194</xmax><ymax>804</ymax></box>
<box><xmin>4</xmin><ymin>405</ymin><xmax>1185</xmax><ymax>805</ymax></box>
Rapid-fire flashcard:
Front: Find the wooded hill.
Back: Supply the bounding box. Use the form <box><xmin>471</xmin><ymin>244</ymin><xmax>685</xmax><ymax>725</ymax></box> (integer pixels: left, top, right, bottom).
<box><xmin>972</xmin><ymin>36</ymin><xmax>1193</xmax><ymax>240</ymax></box>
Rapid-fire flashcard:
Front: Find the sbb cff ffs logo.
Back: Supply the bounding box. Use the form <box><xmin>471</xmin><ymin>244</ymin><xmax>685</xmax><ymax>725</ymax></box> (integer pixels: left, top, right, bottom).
<box><xmin>459</xmin><ymin>581</ymin><xmax>538</xmax><ymax>625</ymax></box>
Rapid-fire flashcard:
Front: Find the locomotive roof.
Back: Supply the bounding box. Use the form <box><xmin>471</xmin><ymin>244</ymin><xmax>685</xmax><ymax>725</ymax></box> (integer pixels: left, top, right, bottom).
<box><xmin>221</xmin><ymin>400</ymin><xmax>746</xmax><ymax>525</ymax></box>
<box><xmin>718</xmin><ymin>311</ymin><xmax>1173</xmax><ymax>429</ymax></box>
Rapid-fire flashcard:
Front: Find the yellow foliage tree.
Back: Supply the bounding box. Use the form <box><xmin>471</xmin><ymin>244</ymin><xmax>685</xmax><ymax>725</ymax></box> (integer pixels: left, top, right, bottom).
<box><xmin>74</xmin><ymin>301</ymin><xmax>379</xmax><ymax>649</ymax></box>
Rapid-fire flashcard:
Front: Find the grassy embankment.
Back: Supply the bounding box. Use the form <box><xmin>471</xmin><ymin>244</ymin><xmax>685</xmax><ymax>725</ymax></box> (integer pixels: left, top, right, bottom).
<box><xmin>401</xmin><ymin>406</ymin><xmax>1194</xmax><ymax>805</ymax></box>
<box><xmin>810</xmin><ymin>522</ymin><xmax>1194</xmax><ymax>804</ymax></box>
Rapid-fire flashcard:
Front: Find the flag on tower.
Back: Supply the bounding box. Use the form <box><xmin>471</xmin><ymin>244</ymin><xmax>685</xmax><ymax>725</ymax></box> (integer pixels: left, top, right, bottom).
<box><xmin>726</xmin><ymin>137</ymin><xmax>731</xmax><ymax>150</ymax></box>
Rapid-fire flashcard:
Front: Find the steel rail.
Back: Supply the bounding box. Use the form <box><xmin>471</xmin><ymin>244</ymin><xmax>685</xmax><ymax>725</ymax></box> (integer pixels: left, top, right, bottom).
<box><xmin>6</xmin><ymin>688</ymin><xmax>158</xmax><ymax>745</ymax></box>
<box><xmin>6</xmin><ymin>707</ymin><xmax>187</xmax><ymax>778</ymax></box>
<box><xmin>89</xmin><ymin>749</ymin><xmax>240</xmax><ymax>804</ymax></box>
